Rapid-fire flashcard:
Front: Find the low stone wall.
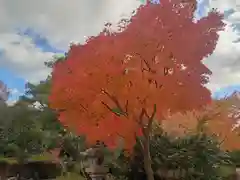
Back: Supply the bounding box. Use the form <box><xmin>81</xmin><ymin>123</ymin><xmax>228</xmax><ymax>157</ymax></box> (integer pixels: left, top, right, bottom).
<box><xmin>0</xmin><ymin>161</ymin><xmax>61</xmax><ymax>180</ymax></box>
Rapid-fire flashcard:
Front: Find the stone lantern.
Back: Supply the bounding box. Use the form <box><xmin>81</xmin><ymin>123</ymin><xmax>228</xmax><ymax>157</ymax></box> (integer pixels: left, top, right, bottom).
<box><xmin>80</xmin><ymin>143</ymin><xmax>109</xmax><ymax>180</ymax></box>
<box><xmin>236</xmin><ymin>168</ymin><xmax>240</xmax><ymax>180</ymax></box>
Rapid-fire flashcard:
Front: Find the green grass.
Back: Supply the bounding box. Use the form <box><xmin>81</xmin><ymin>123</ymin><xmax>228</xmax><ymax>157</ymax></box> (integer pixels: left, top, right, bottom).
<box><xmin>218</xmin><ymin>165</ymin><xmax>236</xmax><ymax>177</ymax></box>
<box><xmin>0</xmin><ymin>152</ymin><xmax>56</xmax><ymax>164</ymax></box>
<box><xmin>0</xmin><ymin>157</ymin><xmax>18</xmax><ymax>164</ymax></box>
<box><xmin>28</xmin><ymin>152</ymin><xmax>56</xmax><ymax>162</ymax></box>
<box><xmin>56</xmin><ymin>172</ymin><xmax>86</xmax><ymax>180</ymax></box>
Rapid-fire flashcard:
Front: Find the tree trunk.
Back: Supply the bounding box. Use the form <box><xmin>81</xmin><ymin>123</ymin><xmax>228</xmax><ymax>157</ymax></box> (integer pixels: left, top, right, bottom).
<box><xmin>143</xmin><ymin>135</ymin><xmax>154</xmax><ymax>180</ymax></box>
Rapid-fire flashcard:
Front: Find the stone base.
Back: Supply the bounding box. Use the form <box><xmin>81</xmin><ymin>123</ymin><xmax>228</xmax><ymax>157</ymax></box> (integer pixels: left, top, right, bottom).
<box><xmin>85</xmin><ymin>166</ymin><xmax>108</xmax><ymax>180</ymax></box>
<box><xmin>236</xmin><ymin>168</ymin><xmax>240</xmax><ymax>180</ymax></box>
<box><xmin>85</xmin><ymin>166</ymin><xmax>108</xmax><ymax>174</ymax></box>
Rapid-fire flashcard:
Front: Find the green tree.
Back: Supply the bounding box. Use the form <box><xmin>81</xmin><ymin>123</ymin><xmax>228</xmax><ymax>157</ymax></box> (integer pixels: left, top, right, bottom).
<box><xmin>0</xmin><ymin>103</ymin><xmax>47</xmax><ymax>161</ymax></box>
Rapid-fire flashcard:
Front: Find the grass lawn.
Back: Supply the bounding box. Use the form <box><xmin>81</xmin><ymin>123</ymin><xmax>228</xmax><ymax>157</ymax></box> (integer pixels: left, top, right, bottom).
<box><xmin>0</xmin><ymin>152</ymin><xmax>56</xmax><ymax>164</ymax></box>
<box><xmin>218</xmin><ymin>165</ymin><xmax>236</xmax><ymax>178</ymax></box>
<box><xmin>56</xmin><ymin>172</ymin><xmax>86</xmax><ymax>180</ymax></box>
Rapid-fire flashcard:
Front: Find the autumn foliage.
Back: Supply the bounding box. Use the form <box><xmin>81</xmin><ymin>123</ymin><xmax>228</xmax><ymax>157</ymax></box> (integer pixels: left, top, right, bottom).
<box><xmin>208</xmin><ymin>94</ymin><xmax>240</xmax><ymax>151</ymax></box>
<box><xmin>161</xmin><ymin>93</ymin><xmax>240</xmax><ymax>151</ymax></box>
<box><xmin>49</xmin><ymin>0</ymin><xmax>224</xmax><ymax>152</ymax></box>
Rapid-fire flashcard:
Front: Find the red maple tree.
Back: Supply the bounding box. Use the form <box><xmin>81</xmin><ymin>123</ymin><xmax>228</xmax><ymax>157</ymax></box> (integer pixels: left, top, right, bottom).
<box><xmin>49</xmin><ymin>0</ymin><xmax>224</xmax><ymax>179</ymax></box>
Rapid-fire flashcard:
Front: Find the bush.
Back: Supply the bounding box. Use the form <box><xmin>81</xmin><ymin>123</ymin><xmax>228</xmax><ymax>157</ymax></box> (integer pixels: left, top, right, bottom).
<box><xmin>110</xmin><ymin>131</ymin><xmax>233</xmax><ymax>180</ymax></box>
<box><xmin>229</xmin><ymin>150</ymin><xmax>240</xmax><ymax>167</ymax></box>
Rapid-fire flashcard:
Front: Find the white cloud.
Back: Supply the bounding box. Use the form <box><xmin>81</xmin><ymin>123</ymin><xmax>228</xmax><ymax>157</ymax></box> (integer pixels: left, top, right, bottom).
<box><xmin>0</xmin><ymin>0</ymin><xmax>141</xmax><ymax>84</ymax></box>
<box><xmin>1</xmin><ymin>0</ymin><xmax>141</xmax><ymax>50</ymax></box>
<box><xmin>203</xmin><ymin>0</ymin><xmax>240</xmax><ymax>92</ymax></box>
<box><xmin>0</xmin><ymin>0</ymin><xmax>239</xmax><ymax>93</ymax></box>
<box><xmin>0</xmin><ymin>33</ymin><xmax>53</xmax><ymax>83</ymax></box>
<box><xmin>229</xmin><ymin>12</ymin><xmax>240</xmax><ymax>22</ymax></box>
<box><xmin>6</xmin><ymin>88</ymin><xmax>23</xmax><ymax>106</ymax></box>
<box><xmin>10</xmin><ymin>88</ymin><xmax>20</xmax><ymax>95</ymax></box>
<box><xmin>209</xmin><ymin>0</ymin><xmax>239</xmax><ymax>12</ymax></box>
<box><xmin>204</xmin><ymin>22</ymin><xmax>240</xmax><ymax>91</ymax></box>
<box><xmin>5</xmin><ymin>89</ymin><xmax>19</xmax><ymax>106</ymax></box>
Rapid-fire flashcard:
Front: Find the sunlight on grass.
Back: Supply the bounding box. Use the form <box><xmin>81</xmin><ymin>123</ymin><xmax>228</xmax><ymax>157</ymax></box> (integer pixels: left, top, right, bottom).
<box><xmin>29</xmin><ymin>152</ymin><xmax>55</xmax><ymax>162</ymax></box>
<box><xmin>218</xmin><ymin>165</ymin><xmax>236</xmax><ymax>177</ymax></box>
<box><xmin>0</xmin><ymin>157</ymin><xmax>18</xmax><ymax>164</ymax></box>
<box><xmin>0</xmin><ymin>152</ymin><xmax>55</xmax><ymax>164</ymax></box>
<box><xmin>56</xmin><ymin>172</ymin><xmax>86</xmax><ymax>180</ymax></box>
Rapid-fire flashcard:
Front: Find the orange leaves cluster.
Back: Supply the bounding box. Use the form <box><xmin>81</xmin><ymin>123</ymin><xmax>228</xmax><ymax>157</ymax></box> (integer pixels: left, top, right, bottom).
<box><xmin>207</xmin><ymin>94</ymin><xmax>240</xmax><ymax>151</ymax></box>
<box><xmin>161</xmin><ymin>94</ymin><xmax>240</xmax><ymax>151</ymax></box>
<box><xmin>49</xmin><ymin>0</ymin><xmax>224</xmax><ymax>150</ymax></box>
<box><xmin>113</xmin><ymin>0</ymin><xmax>224</xmax><ymax>114</ymax></box>
<box><xmin>75</xmin><ymin>114</ymin><xmax>142</xmax><ymax>150</ymax></box>
<box><xmin>161</xmin><ymin>111</ymin><xmax>201</xmax><ymax>137</ymax></box>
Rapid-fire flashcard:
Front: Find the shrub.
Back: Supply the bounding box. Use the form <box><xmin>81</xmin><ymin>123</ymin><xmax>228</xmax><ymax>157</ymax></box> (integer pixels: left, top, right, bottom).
<box><xmin>229</xmin><ymin>150</ymin><xmax>240</xmax><ymax>167</ymax></box>
<box><xmin>110</xmin><ymin>131</ymin><xmax>232</xmax><ymax>180</ymax></box>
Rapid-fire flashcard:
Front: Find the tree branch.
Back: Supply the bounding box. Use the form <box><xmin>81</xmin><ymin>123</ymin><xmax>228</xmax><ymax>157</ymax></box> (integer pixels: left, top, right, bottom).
<box><xmin>102</xmin><ymin>89</ymin><xmax>126</xmax><ymax>114</ymax></box>
<box><xmin>101</xmin><ymin>101</ymin><xmax>120</xmax><ymax>116</ymax></box>
<box><xmin>125</xmin><ymin>100</ymin><xmax>129</xmax><ymax>115</ymax></box>
<box><xmin>79</xmin><ymin>103</ymin><xmax>88</xmax><ymax>113</ymax></box>
<box><xmin>101</xmin><ymin>101</ymin><xmax>111</xmax><ymax>111</ymax></box>
<box><xmin>146</xmin><ymin>104</ymin><xmax>157</xmax><ymax>135</ymax></box>
<box><xmin>136</xmin><ymin>53</ymin><xmax>151</xmax><ymax>72</ymax></box>
<box><xmin>138</xmin><ymin>108</ymin><xmax>145</xmax><ymax>125</ymax></box>
<box><xmin>135</xmin><ymin>134</ymin><xmax>144</xmax><ymax>151</ymax></box>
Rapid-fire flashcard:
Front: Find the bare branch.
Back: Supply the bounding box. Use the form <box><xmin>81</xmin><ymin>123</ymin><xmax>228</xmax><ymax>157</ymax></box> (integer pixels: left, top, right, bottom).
<box><xmin>136</xmin><ymin>53</ymin><xmax>151</xmax><ymax>72</ymax></box>
<box><xmin>79</xmin><ymin>103</ymin><xmax>88</xmax><ymax>113</ymax></box>
<box><xmin>138</xmin><ymin>108</ymin><xmax>147</xmax><ymax>125</ymax></box>
<box><xmin>102</xmin><ymin>89</ymin><xmax>125</xmax><ymax>114</ymax></box>
<box><xmin>125</xmin><ymin>100</ymin><xmax>129</xmax><ymax>115</ymax></box>
<box><xmin>135</xmin><ymin>133</ymin><xmax>144</xmax><ymax>151</ymax></box>
<box><xmin>101</xmin><ymin>101</ymin><xmax>120</xmax><ymax>116</ymax></box>
<box><xmin>146</xmin><ymin>104</ymin><xmax>157</xmax><ymax>135</ymax></box>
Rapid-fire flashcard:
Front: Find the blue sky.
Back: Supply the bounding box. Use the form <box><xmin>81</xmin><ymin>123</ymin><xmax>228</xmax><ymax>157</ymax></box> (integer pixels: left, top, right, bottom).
<box><xmin>17</xmin><ymin>28</ymin><xmax>64</xmax><ymax>54</ymax></box>
<box><xmin>213</xmin><ymin>85</ymin><xmax>240</xmax><ymax>99</ymax></box>
<box><xmin>0</xmin><ymin>0</ymin><xmax>240</xmax><ymax>103</ymax></box>
<box><xmin>0</xmin><ymin>68</ymin><xmax>26</xmax><ymax>101</ymax></box>
<box><xmin>0</xmin><ymin>29</ymin><xmax>64</xmax><ymax>102</ymax></box>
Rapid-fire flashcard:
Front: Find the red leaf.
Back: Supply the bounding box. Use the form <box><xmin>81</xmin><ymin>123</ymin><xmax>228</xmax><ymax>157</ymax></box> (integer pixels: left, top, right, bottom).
<box><xmin>49</xmin><ymin>0</ymin><xmax>224</xmax><ymax>151</ymax></box>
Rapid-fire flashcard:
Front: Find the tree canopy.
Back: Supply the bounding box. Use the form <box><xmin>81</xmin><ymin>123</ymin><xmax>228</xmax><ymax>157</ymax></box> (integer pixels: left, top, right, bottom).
<box><xmin>49</xmin><ymin>1</ymin><xmax>224</xmax><ymax>180</ymax></box>
<box><xmin>49</xmin><ymin>0</ymin><xmax>224</xmax><ymax>150</ymax></box>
